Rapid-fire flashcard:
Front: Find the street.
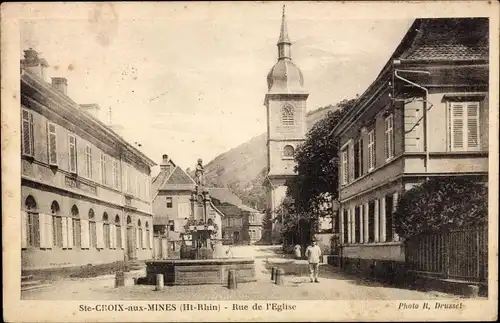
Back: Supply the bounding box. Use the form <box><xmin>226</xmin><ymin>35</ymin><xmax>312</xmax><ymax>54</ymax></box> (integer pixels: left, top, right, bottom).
<box><xmin>22</xmin><ymin>245</ymin><xmax>457</xmax><ymax>300</ymax></box>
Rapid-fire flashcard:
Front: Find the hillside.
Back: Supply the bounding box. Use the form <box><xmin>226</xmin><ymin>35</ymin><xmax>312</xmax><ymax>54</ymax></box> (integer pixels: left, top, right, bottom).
<box><xmin>200</xmin><ymin>105</ymin><xmax>338</xmax><ymax>210</ymax></box>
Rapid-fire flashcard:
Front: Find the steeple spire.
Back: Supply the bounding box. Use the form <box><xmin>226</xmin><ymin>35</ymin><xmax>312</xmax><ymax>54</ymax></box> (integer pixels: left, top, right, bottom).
<box><xmin>277</xmin><ymin>5</ymin><xmax>292</xmax><ymax>60</ymax></box>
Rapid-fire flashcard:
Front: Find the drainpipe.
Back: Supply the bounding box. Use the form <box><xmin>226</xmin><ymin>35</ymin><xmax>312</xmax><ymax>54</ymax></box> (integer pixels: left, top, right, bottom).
<box><xmin>393</xmin><ymin>66</ymin><xmax>431</xmax><ymax>174</ymax></box>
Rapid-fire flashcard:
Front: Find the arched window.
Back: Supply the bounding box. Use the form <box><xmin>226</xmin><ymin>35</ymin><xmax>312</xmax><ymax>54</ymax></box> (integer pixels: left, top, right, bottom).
<box><xmin>281</xmin><ymin>105</ymin><xmax>294</xmax><ymax>126</ymax></box>
<box><xmin>127</xmin><ymin>215</ymin><xmax>132</xmax><ymax>226</ymax></box>
<box><xmin>145</xmin><ymin>221</ymin><xmax>150</xmax><ymax>249</ymax></box>
<box><xmin>283</xmin><ymin>145</ymin><xmax>295</xmax><ymax>158</ymax></box>
<box><xmin>115</xmin><ymin>215</ymin><xmax>122</xmax><ymax>249</ymax></box>
<box><xmin>51</xmin><ymin>201</ymin><xmax>62</xmax><ymax>247</ymax></box>
<box><xmin>103</xmin><ymin>212</ymin><xmax>110</xmax><ymax>248</ymax></box>
<box><xmin>138</xmin><ymin>219</ymin><xmax>143</xmax><ymax>249</ymax></box>
<box><xmin>25</xmin><ymin>195</ymin><xmax>40</xmax><ymax>247</ymax></box>
<box><xmin>89</xmin><ymin>209</ymin><xmax>97</xmax><ymax>248</ymax></box>
<box><xmin>71</xmin><ymin>205</ymin><xmax>81</xmax><ymax>248</ymax></box>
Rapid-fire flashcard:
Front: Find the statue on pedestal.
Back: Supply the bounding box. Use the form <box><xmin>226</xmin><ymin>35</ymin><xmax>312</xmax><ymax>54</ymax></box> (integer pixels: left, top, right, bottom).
<box><xmin>195</xmin><ymin>158</ymin><xmax>205</xmax><ymax>188</ymax></box>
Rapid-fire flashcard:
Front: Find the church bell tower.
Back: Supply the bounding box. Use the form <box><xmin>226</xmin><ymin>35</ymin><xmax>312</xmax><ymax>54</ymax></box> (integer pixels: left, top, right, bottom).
<box><xmin>264</xmin><ymin>6</ymin><xmax>309</xmax><ymax>241</ymax></box>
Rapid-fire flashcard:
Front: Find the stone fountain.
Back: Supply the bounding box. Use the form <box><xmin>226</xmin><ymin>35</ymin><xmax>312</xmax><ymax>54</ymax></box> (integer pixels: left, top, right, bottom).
<box><xmin>141</xmin><ymin>159</ymin><xmax>256</xmax><ymax>286</ymax></box>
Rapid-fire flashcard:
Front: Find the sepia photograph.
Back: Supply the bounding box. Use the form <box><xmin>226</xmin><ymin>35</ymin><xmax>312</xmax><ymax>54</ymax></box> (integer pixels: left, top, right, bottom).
<box><xmin>2</xmin><ymin>1</ymin><xmax>498</xmax><ymax>322</ymax></box>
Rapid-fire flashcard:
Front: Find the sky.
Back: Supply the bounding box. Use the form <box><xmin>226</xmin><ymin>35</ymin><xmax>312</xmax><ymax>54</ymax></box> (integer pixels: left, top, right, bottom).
<box><xmin>20</xmin><ymin>2</ymin><xmax>413</xmax><ymax>175</ymax></box>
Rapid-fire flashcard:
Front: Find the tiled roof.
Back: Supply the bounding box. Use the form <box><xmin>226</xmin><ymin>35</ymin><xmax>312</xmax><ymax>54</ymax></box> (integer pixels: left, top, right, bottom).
<box><xmin>402</xmin><ymin>18</ymin><xmax>488</xmax><ymax>61</ymax></box>
<box><xmin>161</xmin><ymin>166</ymin><xmax>196</xmax><ymax>190</ymax></box>
<box><xmin>209</xmin><ymin>188</ymin><xmax>243</xmax><ymax>206</ymax></box>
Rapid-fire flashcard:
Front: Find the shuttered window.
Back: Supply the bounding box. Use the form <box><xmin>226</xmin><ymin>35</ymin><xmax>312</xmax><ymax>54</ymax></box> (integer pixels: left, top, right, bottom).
<box><xmin>451</xmin><ymin>102</ymin><xmax>480</xmax><ymax>151</ymax></box>
<box><xmin>341</xmin><ymin>148</ymin><xmax>349</xmax><ymax>185</ymax></box>
<box><xmin>367</xmin><ymin>130</ymin><xmax>375</xmax><ymax>171</ymax></box>
<box><xmin>100</xmin><ymin>154</ymin><xmax>108</xmax><ymax>185</ymax></box>
<box><xmin>104</xmin><ymin>223</ymin><xmax>110</xmax><ymax>248</ymax></box>
<box><xmin>47</xmin><ymin>122</ymin><xmax>58</xmax><ymax>166</ymax></box>
<box><xmin>22</xmin><ymin>108</ymin><xmax>35</xmax><ymax>157</ymax></box>
<box><xmin>112</xmin><ymin>160</ymin><xmax>119</xmax><ymax>188</ymax></box>
<box><xmin>52</xmin><ymin>215</ymin><xmax>63</xmax><ymax>247</ymax></box>
<box><xmin>68</xmin><ymin>134</ymin><xmax>77</xmax><ymax>173</ymax></box>
<box><xmin>27</xmin><ymin>212</ymin><xmax>40</xmax><ymax>247</ymax></box>
<box><xmin>384</xmin><ymin>114</ymin><xmax>394</xmax><ymax>160</ymax></box>
<box><xmin>85</xmin><ymin>146</ymin><xmax>92</xmax><ymax>178</ymax></box>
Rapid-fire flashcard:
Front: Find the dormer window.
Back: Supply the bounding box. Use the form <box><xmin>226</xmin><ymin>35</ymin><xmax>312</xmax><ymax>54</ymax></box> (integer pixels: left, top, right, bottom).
<box><xmin>281</xmin><ymin>105</ymin><xmax>294</xmax><ymax>126</ymax></box>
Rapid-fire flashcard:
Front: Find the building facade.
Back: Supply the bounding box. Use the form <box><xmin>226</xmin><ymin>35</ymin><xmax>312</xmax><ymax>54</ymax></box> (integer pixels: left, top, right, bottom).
<box><xmin>264</xmin><ymin>7</ymin><xmax>308</xmax><ymax>243</ymax></box>
<box><xmin>210</xmin><ymin>188</ymin><xmax>264</xmax><ymax>245</ymax></box>
<box><xmin>21</xmin><ymin>49</ymin><xmax>156</xmax><ymax>270</ymax></box>
<box><xmin>333</xmin><ymin>18</ymin><xmax>489</xmax><ymax>269</ymax></box>
<box><xmin>151</xmin><ymin>155</ymin><xmax>195</xmax><ymax>243</ymax></box>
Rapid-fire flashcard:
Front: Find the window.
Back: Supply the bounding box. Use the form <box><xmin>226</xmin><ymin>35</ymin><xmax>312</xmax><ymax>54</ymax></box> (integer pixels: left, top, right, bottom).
<box><xmin>384</xmin><ymin>114</ymin><xmax>394</xmax><ymax>160</ymax></box>
<box><xmin>138</xmin><ymin>220</ymin><xmax>143</xmax><ymax>249</ymax></box>
<box><xmin>281</xmin><ymin>105</ymin><xmax>294</xmax><ymax>126</ymax></box>
<box><xmin>100</xmin><ymin>154</ymin><xmax>108</xmax><ymax>185</ymax></box>
<box><xmin>47</xmin><ymin>122</ymin><xmax>58</xmax><ymax>166</ymax></box>
<box><xmin>341</xmin><ymin>148</ymin><xmax>349</xmax><ymax>185</ymax></box>
<box><xmin>89</xmin><ymin>209</ymin><xmax>97</xmax><ymax>248</ymax></box>
<box><xmin>354</xmin><ymin>205</ymin><xmax>361</xmax><ymax>243</ymax></box>
<box><xmin>166</xmin><ymin>197</ymin><xmax>173</xmax><ymax>208</ymax></box>
<box><xmin>368</xmin><ymin>201</ymin><xmax>375</xmax><ymax>242</ymax></box>
<box><xmin>22</xmin><ymin>108</ymin><xmax>35</xmax><ymax>157</ymax></box>
<box><xmin>51</xmin><ymin>201</ymin><xmax>62</xmax><ymax>247</ymax></box>
<box><xmin>127</xmin><ymin>166</ymin><xmax>133</xmax><ymax>193</ymax></box>
<box><xmin>103</xmin><ymin>213</ymin><xmax>110</xmax><ymax>248</ymax></box>
<box><xmin>283</xmin><ymin>145</ymin><xmax>295</xmax><ymax>158</ymax></box>
<box><xmin>354</xmin><ymin>139</ymin><xmax>363</xmax><ymax>179</ymax></box>
<box><xmin>85</xmin><ymin>146</ymin><xmax>92</xmax><ymax>178</ymax></box>
<box><xmin>72</xmin><ymin>205</ymin><xmax>81</xmax><ymax>248</ymax></box>
<box><xmin>385</xmin><ymin>195</ymin><xmax>394</xmax><ymax>242</ymax></box>
<box><xmin>367</xmin><ymin>130</ymin><xmax>375</xmax><ymax>171</ymax></box>
<box><xmin>250</xmin><ymin>215</ymin><xmax>255</xmax><ymax>223</ymax></box>
<box><xmin>112</xmin><ymin>160</ymin><xmax>119</xmax><ymax>189</ymax></box>
<box><xmin>342</xmin><ymin>209</ymin><xmax>349</xmax><ymax>244</ymax></box>
<box><xmin>450</xmin><ymin>102</ymin><xmax>480</xmax><ymax>151</ymax></box>
<box><xmin>145</xmin><ymin>222</ymin><xmax>150</xmax><ymax>249</ymax></box>
<box><xmin>115</xmin><ymin>215</ymin><xmax>122</xmax><ymax>248</ymax></box>
<box><xmin>68</xmin><ymin>134</ymin><xmax>77</xmax><ymax>173</ymax></box>
<box><xmin>25</xmin><ymin>195</ymin><xmax>40</xmax><ymax>248</ymax></box>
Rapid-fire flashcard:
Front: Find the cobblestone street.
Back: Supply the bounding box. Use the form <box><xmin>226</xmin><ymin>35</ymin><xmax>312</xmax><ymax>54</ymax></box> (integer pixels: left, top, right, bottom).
<box><xmin>22</xmin><ymin>245</ymin><xmax>458</xmax><ymax>301</ymax></box>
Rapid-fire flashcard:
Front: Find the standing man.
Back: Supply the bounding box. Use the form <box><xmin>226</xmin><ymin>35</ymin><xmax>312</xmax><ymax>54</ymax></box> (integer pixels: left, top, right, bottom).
<box><xmin>306</xmin><ymin>238</ymin><xmax>322</xmax><ymax>283</ymax></box>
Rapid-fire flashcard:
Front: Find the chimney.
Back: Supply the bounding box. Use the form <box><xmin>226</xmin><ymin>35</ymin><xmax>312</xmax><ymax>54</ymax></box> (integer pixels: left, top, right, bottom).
<box><xmin>160</xmin><ymin>154</ymin><xmax>172</xmax><ymax>175</ymax></box>
<box><xmin>79</xmin><ymin>104</ymin><xmax>101</xmax><ymax>120</ymax></box>
<box><xmin>21</xmin><ymin>48</ymin><xmax>49</xmax><ymax>81</ymax></box>
<box><xmin>51</xmin><ymin>77</ymin><xmax>68</xmax><ymax>95</ymax></box>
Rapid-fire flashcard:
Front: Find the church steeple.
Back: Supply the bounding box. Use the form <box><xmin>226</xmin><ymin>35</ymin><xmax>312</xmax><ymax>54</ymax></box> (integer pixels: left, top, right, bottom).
<box><xmin>277</xmin><ymin>5</ymin><xmax>292</xmax><ymax>60</ymax></box>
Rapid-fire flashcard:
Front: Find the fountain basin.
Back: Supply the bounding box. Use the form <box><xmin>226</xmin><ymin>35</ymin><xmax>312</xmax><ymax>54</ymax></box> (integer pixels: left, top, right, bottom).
<box><xmin>142</xmin><ymin>258</ymin><xmax>256</xmax><ymax>286</ymax></box>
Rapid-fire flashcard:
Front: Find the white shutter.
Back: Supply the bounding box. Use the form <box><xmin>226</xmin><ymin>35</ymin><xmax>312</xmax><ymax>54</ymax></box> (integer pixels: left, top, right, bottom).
<box><xmin>39</xmin><ymin>214</ymin><xmax>47</xmax><ymax>248</ymax></box>
<box><xmin>142</xmin><ymin>228</ymin><xmax>147</xmax><ymax>249</ymax></box>
<box><xmin>46</xmin><ymin>215</ymin><xmax>53</xmax><ymax>248</ymax></box>
<box><xmin>121</xmin><ymin>226</ymin><xmax>126</xmax><ymax>249</ymax></box>
<box><xmin>110</xmin><ymin>224</ymin><xmax>116</xmax><ymax>249</ymax></box>
<box><xmin>451</xmin><ymin>103</ymin><xmax>465</xmax><ymax>150</ymax></box>
<box><xmin>467</xmin><ymin>103</ymin><xmax>480</xmax><ymax>150</ymax></box>
<box><xmin>149</xmin><ymin>229</ymin><xmax>153</xmax><ymax>249</ymax></box>
<box><xmin>61</xmin><ymin>217</ymin><xmax>68</xmax><ymax>248</ymax></box>
<box><xmin>22</xmin><ymin>109</ymin><xmax>34</xmax><ymax>156</ymax></box>
<box><xmin>136</xmin><ymin>227</ymin><xmax>140</xmax><ymax>249</ymax></box>
<box><xmin>47</xmin><ymin>122</ymin><xmax>58</xmax><ymax>165</ymax></box>
<box><xmin>68</xmin><ymin>135</ymin><xmax>77</xmax><ymax>173</ymax></box>
<box><xmin>21</xmin><ymin>211</ymin><xmax>28</xmax><ymax>249</ymax></box>
<box><xmin>81</xmin><ymin>219</ymin><xmax>90</xmax><ymax>248</ymax></box>
<box><xmin>67</xmin><ymin>217</ymin><xmax>73</xmax><ymax>249</ymax></box>
<box><xmin>404</xmin><ymin>104</ymin><xmax>422</xmax><ymax>152</ymax></box>
<box><xmin>96</xmin><ymin>222</ymin><xmax>104</xmax><ymax>248</ymax></box>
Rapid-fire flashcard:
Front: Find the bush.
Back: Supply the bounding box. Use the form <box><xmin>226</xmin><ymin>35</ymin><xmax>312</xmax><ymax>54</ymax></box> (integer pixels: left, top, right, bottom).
<box><xmin>394</xmin><ymin>177</ymin><xmax>487</xmax><ymax>239</ymax></box>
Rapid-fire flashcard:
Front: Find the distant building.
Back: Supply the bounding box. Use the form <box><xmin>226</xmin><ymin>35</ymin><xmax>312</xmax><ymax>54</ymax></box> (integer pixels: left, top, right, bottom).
<box><xmin>151</xmin><ymin>155</ymin><xmax>195</xmax><ymax>244</ymax></box>
<box><xmin>263</xmin><ymin>7</ymin><xmax>308</xmax><ymax>244</ymax></box>
<box><xmin>210</xmin><ymin>188</ymin><xmax>264</xmax><ymax>245</ymax></box>
<box><xmin>332</xmin><ymin>18</ymin><xmax>489</xmax><ymax>270</ymax></box>
<box><xmin>21</xmin><ymin>49</ymin><xmax>156</xmax><ymax>270</ymax></box>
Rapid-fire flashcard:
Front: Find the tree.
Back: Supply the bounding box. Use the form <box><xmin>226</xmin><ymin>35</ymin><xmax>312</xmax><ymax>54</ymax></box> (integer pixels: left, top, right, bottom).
<box><xmin>280</xmin><ymin>98</ymin><xmax>357</xmax><ymax>245</ymax></box>
<box><xmin>393</xmin><ymin>177</ymin><xmax>488</xmax><ymax>239</ymax></box>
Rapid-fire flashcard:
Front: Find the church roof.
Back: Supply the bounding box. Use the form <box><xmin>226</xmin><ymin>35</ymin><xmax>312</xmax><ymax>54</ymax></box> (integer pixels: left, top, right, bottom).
<box><xmin>266</xmin><ymin>5</ymin><xmax>307</xmax><ymax>96</ymax></box>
